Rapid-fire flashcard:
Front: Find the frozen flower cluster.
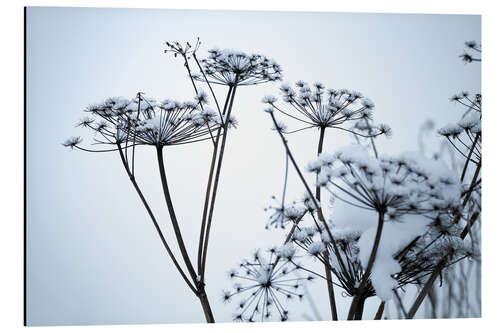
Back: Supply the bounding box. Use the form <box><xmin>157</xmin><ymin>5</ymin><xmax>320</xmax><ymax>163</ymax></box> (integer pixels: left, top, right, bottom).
<box><xmin>259</xmin><ymin>144</ymin><xmax>475</xmax><ymax>303</ymax></box>
<box><xmin>357</xmin><ymin>215</ymin><xmax>475</xmax><ymax>301</ymax></box>
<box><xmin>459</xmin><ymin>40</ymin><xmax>481</xmax><ymax>64</ymax></box>
<box><xmin>282</xmin><ymin>207</ymin><xmax>475</xmax><ymax>303</ymax></box>
<box><xmin>262</xmin><ymin>81</ymin><xmax>390</xmax><ymax>137</ymax></box>
<box><xmin>288</xmin><ymin>221</ymin><xmax>372</xmax><ymax>298</ymax></box>
<box><xmin>309</xmin><ymin>145</ymin><xmax>462</xmax><ymax>219</ymax></box>
<box><xmin>64</xmin><ymin>93</ymin><xmax>232</xmax><ymax>149</ymax></box>
<box><xmin>67</xmin><ymin>39</ymin><xmax>288</xmax><ymax>324</ymax></box>
<box><xmin>264</xmin><ymin>193</ymin><xmax>318</xmax><ymax>229</ymax></box>
<box><xmin>196</xmin><ymin>48</ymin><xmax>282</xmax><ymax>86</ymax></box>
<box><xmin>222</xmin><ymin>248</ymin><xmax>311</xmax><ymax>322</ymax></box>
<box><xmin>236</xmin><ymin>39</ymin><xmax>482</xmax><ymax>320</ymax></box>
<box><xmin>438</xmin><ymin>91</ymin><xmax>481</xmax><ymax>165</ymax></box>
<box><xmin>62</xmin><ymin>136</ymin><xmax>83</xmax><ymax>149</ymax></box>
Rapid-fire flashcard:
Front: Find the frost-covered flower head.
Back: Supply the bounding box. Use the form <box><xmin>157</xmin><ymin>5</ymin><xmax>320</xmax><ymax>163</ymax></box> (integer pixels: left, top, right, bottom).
<box><xmin>64</xmin><ymin>93</ymin><xmax>225</xmax><ymax>150</ymax></box>
<box><xmin>264</xmin><ymin>196</ymin><xmax>307</xmax><ymax>230</ymax></box>
<box><xmin>438</xmin><ymin>91</ymin><xmax>481</xmax><ymax>164</ymax></box>
<box><xmin>459</xmin><ymin>40</ymin><xmax>481</xmax><ymax>64</ymax></box>
<box><xmin>222</xmin><ymin>248</ymin><xmax>310</xmax><ymax>322</ymax></box>
<box><xmin>287</xmin><ymin>220</ymin><xmax>369</xmax><ymax>298</ymax></box>
<box><xmin>262</xmin><ymin>81</ymin><xmax>389</xmax><ymax>137</ymax></box>
<box><xmin>62</xmin><ymin>136</ymin><xmax>82</xmax><ymax>149</ymax></box>
<box><xmin>198</xmin><ymin>48</ymin><xmax>282</xmax><ymax>86</ymax></box>
<box><xmin>353</xmin><ymin>215</ymin><xmax>476</xmax><ymax>302</ymax></box>
<box><xmin>310</xmin><ymin>145</ymin><xmax>462</xmax><ymax>219</ymax></box>
<box><xmin>288</xmin><ymin>212</ymin><xmax>475</xmax><ymax>302</ymax></box>
<box><xmin>392</xmin><ymin>215</ymin><xmax>477</xmax><ymax>292</ymax></box>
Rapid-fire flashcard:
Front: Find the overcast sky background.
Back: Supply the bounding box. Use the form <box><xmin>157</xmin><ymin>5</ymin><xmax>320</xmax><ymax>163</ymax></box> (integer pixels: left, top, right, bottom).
<box><xmin>26</xmin><ymin>7</ymin><xmax>480</xmax><ymax>325</ymax></box>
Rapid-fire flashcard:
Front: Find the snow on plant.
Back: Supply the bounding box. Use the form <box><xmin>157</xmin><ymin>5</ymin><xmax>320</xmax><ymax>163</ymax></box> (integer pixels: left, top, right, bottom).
<box><xmin>438</xmin><ymin>91</ymin><xmax>481</xmax><ymax>182</ymax></box>
<box><xmin>246</xmin><ymin>83</ymin><xmax>391</xmax><ymax>321</ymax></box>
<box><xmin>64</xmin><ymin>37</ymin><xmax>480</xmax><ymax>323</ymax></box>
<box><xmin>459</xmin><ymin>40</ymin><xmax>481</xmax><ymax>64</ymax></box>
<box><xmin>400</xmin><ymin>42</ymin><xmax>482</xmax><ymax>319</ymax></box>
<box><xmin>264</xmin><ymin>196</ymin><xmax>307</xmax><ymax>230</ymax></box>
<box><xmin>270</xmin><ymin>147</ymin><xmax>470</xmax><ymax>317</ymax></box>
<box><xmin>246</xmin><ymin>39</ymin><xmax>481</xmax><ymax>319</ymax></box>
<box><xmin>412</xmin><ymin>45</ymin><xmax>482</xmax><ymax>317</ymax></box>
<box><xmin>324</xmin><ymin>148</ymin><xmax>461</xmax><ymax>291</ymax></box>
<box><xmin>64</xmin><ymin>95</ymin><xmax>223</xmax><ymax>149</ymax></box>
<box><xmin>358</xmin><ymin>216</ymin><xmax>475</xmax><ymax>302</ymax></box>
<box><xmin>262</xmin><ymin>81</ymin><xmax>389</xmax><ymax>138</ymax></box>
<box><xmin>196</xmin><ymin>48</ymin><xmax>282</xmax><ymax>86</ymax></box>
<box><xmin>64</xmin><ymin>39</ymin><xmax>281</xmax><ymax>323</ymax></box>
<box><xmin>311</xmin><ymin>147</ymin><xmax>462</xmax><ymax>220</ymax></box>
<box><xmin>222</xmin><ymin>247</ymin><xmax>312</xmax><ymax>322</ymax></box>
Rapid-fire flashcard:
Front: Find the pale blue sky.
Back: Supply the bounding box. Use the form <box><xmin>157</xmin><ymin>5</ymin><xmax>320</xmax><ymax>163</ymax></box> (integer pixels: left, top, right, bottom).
<box><xmin>26</xmin><ymin>7</ymin><xmax>480</xmax><ymax>325</ymax></box>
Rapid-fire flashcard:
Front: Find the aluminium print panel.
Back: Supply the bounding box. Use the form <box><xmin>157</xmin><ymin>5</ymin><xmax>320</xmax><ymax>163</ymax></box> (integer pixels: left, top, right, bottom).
<box><xmin>25</xmin><ymin>7</ymin><xmax>481</xmax><ymax>325</ymax></box>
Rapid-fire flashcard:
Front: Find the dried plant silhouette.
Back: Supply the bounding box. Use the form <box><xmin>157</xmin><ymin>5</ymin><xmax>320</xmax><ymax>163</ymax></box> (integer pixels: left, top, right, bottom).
<box><xmin>65</xmin><ymin>39</ymin><xmax>481</xmax><ymax>323</ymax></box>
<box><xmin>222</xmin><ymin>40</ymin><xmax>481</xmax><ymax>321</ymax></box>
<box><xmin>64</xmin><ymin>39</ymin><xmax>282</xmax><ymax>323</ymax></box>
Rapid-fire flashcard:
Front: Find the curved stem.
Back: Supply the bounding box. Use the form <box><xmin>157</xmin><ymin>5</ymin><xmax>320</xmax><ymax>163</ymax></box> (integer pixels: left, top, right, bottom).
<box><xmin>361</xmin><ymin>211</ymin><xmax>386</xmax><ymax>287</ymax></box>
<box><xmin>316</xmin><ymin>127</ymin><xmax>338</xmax><ymax>321</ymax></box>
<box><xmin>156</xmin><ymin>146</ymin><xmax>198</xmax><ymax>282</ymax></box>
<box><xmin>268</xmin><ymin>112</ymin><xmax>345</xmax><ymax>265</ymax></box>
<box><xmin>347</xmin><ymin>210</ymin><xmax>385</xmax><ymax>320</ymax></box>
<box><xmin>116</xmin><ymin>145</ymin><xmax>196</xmax><ymax>293</ymax></box>
<box><xmin>181</xmin><ymin>54</ymin><xmax>199</xmax><ymax>96</ymax></box>
<box><xmin>197</xmin><ymin>86</ymin><xmax>233</xmax><ymax>274</ymax></box>
<box><xmin>201</xmin><ymin>82</ymin><xmax>238</xmax><ymax>277</ymax></box>
<box><xmin>193</xmin><ymin>53</ymin><xmax>222</xmax><ymax>117</ymax></box>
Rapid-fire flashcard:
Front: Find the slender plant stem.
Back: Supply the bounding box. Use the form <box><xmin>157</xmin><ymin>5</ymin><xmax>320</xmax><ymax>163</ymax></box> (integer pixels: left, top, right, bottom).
<box><xmin>156</xmin><ymin>146</ymin><xmax>198</xmax><ymax>282</ymax></box>
<box><xmin>364</xmin><ymin>119</ymin><xmax>379</xmax><ymax>159</ymax></box>
<box><xmin>460</xmin><ymin>162</ymin><xmax>481</xmax><ymax>209</ymax></box>
<box><xmin>201</xmin><ymin>81</ymin><xmax>239</xmax><ymax>277</ymax></box>
<box><xmin>461</xmin><ymin>133</ymin><xmax>480</xmax><ymax>181</ymax></box>
<box><xmin>269</xmin><ymin>112</ymin><xmax>372</xmax><ymax>322</ymax></box>
<box><xmin>315</xmin><ymin>126</ymin><xmax>326</xmax><ymax>199</ymax></box>
<box><xmin>361</xmin><ymin>211</ymin><xmax>386</xmax><ymax>287</ymax></box>
<box><xmin>374</xmin><ymin>301</ymin><xmax>385</xmax><ymax>320</ymax></box>
<box><xmin>174</xmin><ymin>55</ymin><xmax>236</xmax><ymax>321</ymax></box>
<box><xmin>130</xmin><ymin>93</ymin><xmax>141</xmax><ymax>175</ymax></box>
<box><xmin>407</xmin><ymin>260</ymin><xmax>444</xmax><ymax>319</ymax></box>
<box><xmin>197</xmin><ymin>86</ymin><xmax>233</xmax><ymax>274</ymax></box>
<box><xmin>347</xmin><ymin>210</ymin><xmax>385</xmax><ymax>320</ymax></box>
<box><xmin>315</xmin><ymin>126</ymin><xmax>338</xmax><ymax>321</ymax></box>
<box><xmin>156</xmin><ymin>145</ymin><xmax>217</xmax><ymax>322</ymax></box>
<box><xmin>394</xmin><ymin>289</ymin><xmax>409</xmax><ymax>318</ymax></box>
<box><xmin>116</xmin><ymin>145</ymin><xmax>196</xmax><ymax>293</ymax></box>
<box><xmin>193</xmin><ymin>53</ymin><xmax>222</xmax><ymax>117</ymax></box>
<box><xmin>353</xmin><ymin>295</ymin><xmax>367</xmax><ymax>320</ymax></box>
<box><xmin>268</xmin><ymin>112</ymin><xmax>351</xmax><ymax>291</ymax></box>
<box><xmin>268</xmin><ymin>113</ymin><xmax>336</xmax><ymax>241</ymax></box>
<box><xmin>181</xmin><ymin>54</ymin><xmax>199</xmax><ymax>95</ymax></box>
<box><xmin>197</xmin><ymin>288</ymin><xmax>215</xmax><ymax>323</ymax></box>
<box><xmin>322</xmin><ymin>252</ymin><xmax>338</xmax><ymax>320</ymax></box>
